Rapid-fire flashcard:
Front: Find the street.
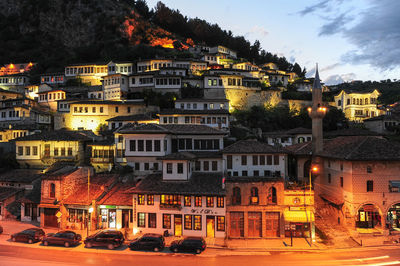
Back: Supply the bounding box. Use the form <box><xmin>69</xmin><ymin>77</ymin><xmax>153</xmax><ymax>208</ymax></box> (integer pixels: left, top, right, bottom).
<box><xmin>1</xmin><ymin>243</ymin><xmax>400</xmax><ymax>266</ymax></box>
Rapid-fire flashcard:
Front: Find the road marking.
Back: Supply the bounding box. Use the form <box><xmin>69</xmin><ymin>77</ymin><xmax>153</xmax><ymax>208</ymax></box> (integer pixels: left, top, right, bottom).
<box><xmin>336</xmin><ymin>256</ymin><xmax>390</xmax><ymax>263</ymax></box>
<box><xmin>349</xmin><ymin>261</ymin><xmax>400</xmax><ymax>266</ymax></box>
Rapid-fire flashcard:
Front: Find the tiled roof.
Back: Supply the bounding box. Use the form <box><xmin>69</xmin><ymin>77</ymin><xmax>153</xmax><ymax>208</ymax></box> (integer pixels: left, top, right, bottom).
<box><xmin>222</xmin><ymin>139</ymin><xmax>288</xmax><ymax>154</ymax></box>
<box><xmin>0</xmin><ymin>169</ymin><xmax>42</xmax><ymax>183</ymax></box>
<box><xmin>130</xmin><ymin>172</ymin><xmax>225</xmax><ymax>196</ymax></box>
<box><xmin>324</xmin><ymin>128</ymin><xmax>380</xmax><ymax>138</ymax></box>
<box><xmin>159</xmin><ymin>109</ymin><xmax>229</xmax><ymax>115</ymax></box>
<box><xmin>263</xmin><ymin>127</ymin><xmax>311</xmax><ymax>137</ymax></box>
<box><xmin>226</xmin><ymin>177</ymin><xmax>283</xmax><ymax>183</ymax></box>
<box><xmin>287</xmin><ymin>136</ymin><xmax>400</xmax><ymax>160</ymax></box>
<box><xmin>41</xmin><ymin>165</ymin><xmax>78</xmax><ymax>181</ymax></box>
<box><xmin>63</xmin><ymin>174</ymin><xmax>118</xmax><ymax>205</ymax></box>
<box><xmin>14</xmin><ymin>130</ymin><xmax>92</xmax><ymax>142</ymax></box>
<box><xmin>18</xmin><ymin>179</ymin><xmax>41</xmax><ymax>204</ymax></box>
<box><xmin>106</xmin><ymin>114</ymin><xmax>156</xmax><ymax>122</ymax></box>
<box><xmin>97</xmin><ymin>181</ymin><xmax>135</xmax><ymax>206</ymax></box>
<box><xmin>0</xmin><ymin>187</ymin><xmax>23</xmax><ymax>201</ymax></box>
<box><xmin>117</xmin><ymin>124</ymin><xmax>226</xmax><ymax>135</ymax></box>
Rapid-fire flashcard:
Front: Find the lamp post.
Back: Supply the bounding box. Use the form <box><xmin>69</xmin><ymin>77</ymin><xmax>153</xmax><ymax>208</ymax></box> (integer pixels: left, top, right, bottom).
<box><xmin>87</xmin><ymin>206</ymin><xmax>94</xmax><ymax>238</ymax></box>
<box><xmin>308</xmin><ymin>165</ymin><xmax>318</xmax><ymax>246</ymax></box>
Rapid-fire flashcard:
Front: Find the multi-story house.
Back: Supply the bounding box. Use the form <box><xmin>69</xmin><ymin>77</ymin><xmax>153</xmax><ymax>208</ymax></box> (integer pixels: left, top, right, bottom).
<box><xmin>106</xmin><ymin>114</ymin><xmax>158</xmax><ymax>130</ymax></box>
<box><xmin>64</xmin><ymin>63</ymin><xmax>108</xmax><ymax>86</ymax></box>
<box><xmin>364</xmin><ymin>113</ymin><xmax>400</xmax><ymax>134</ymax></box>
<box><xmin>0</xmin><ymin>62</ymin><xmax>35</xmax><ymax>76</ymax></box>
<box><xmin>334</xmin><ymin>89</ymin><xmax>381</xmax><ymax>121</ymax></box>
<box><xmin>0</xmin><ymin>88</ymin><xmax>22</xmax><ymax>101</ymax></box>
<box><xmin>233</xmin><ymin>62</ymin><xmax>259</xmax><ymax>71</ymax></box>
<box><xmin>264</xmin><ymin>127</ymin><xmax>312</xmax><ymax>147</ymax></box>
<box><xmin>209</xmin><ymin>46</ymin><xmax>237</xmax><ymax>60</ymax></box>
<box><xmin>107</xmin><ymin>61</ymin><xmax>134</xmax><ymax>76</ymax></box>
<box><xmin>55</xmin><ymin>99</ymin><xmax>158</xmax><ymax>131</ymax></box>
<box><xmin>114</xmin><ymin>124</ymin><xmax>226</xmax><ymax>176</ymax></box>
<box><xmin>40</xmin><ymin>73</ymin><xmax>65</xmax><ymax>85</ymax></box>
<box><xmin>0</xmin><ymin>74</ymin><xmax>30</xmax><ymax>93</ymax></box>
<box><xmin>222</xmin><ymin>139</ymin><xmax>288</xmax><ymax>179</ymax></box>
<box><xmin>102</xmin><ymin>74</ymin><xmax>129</xmax><ymax>100</ymax></box>
<box><xmin>264</xmin><ymin>70</ymin><xmax>289</xmax><ymax>87</ymax></box>
<box><xmin>131</xmin><ymin>159</ymin><xmax>226</xmax><ymax>238</ymax></box>
<box><xmin>15</xmin><ymin>130</ymin><xmax>90</xmax><ymax>169</ymax></box>
<box><xmin>158</xmin><ymin>98</ymin><xmax>230</xmax><ymax>130</ymax></box>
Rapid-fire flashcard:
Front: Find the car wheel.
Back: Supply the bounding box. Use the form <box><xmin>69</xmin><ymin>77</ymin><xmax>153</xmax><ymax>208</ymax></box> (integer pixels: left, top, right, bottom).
<box><xmin>107</xmin><ymin>243</ymin><xmax>114</xmax><ymax>250</ymax></box>
<box><xmin>64</xmin><ymin>242</ymin><xmax>70</xmax><ymax>248</ymax></box>
<box><xmin>195</xmin><ymin>249</ymin><xmax>201</xmax><ymax>254</ymax></box>
<box><xmin>173</xmin><ymin>247</ymin><xmax>178</xmax><ymax>253</ymax></box>
<box><xmin>11</xmin><ymin>237</ymin><xmax>16</xmax><ymax>242</ymax></box>
<box><xmin>154</xmin><ymin>247</ymin><xmax>160</xmax><ymax>252</ymax></box>
<box><xmin>43</xmin><ymin>241</ymin><xmax>49</xmax><ymax>246</ymax></box>
<box><xmin>85</xmin><ymin>242</ymin><xmax>92</xmax><ymax>248</ymax></box>
<box><xmin>28</xmin><ymin>238</ymin><xmax>33</xmax><ymax>244</ymax></box>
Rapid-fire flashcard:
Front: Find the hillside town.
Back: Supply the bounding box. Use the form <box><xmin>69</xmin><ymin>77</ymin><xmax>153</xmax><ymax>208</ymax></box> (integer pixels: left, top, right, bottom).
<box><xmin>1</xmin><ymin>43</ymin><xmax>400</xmax><ymax>259</ymax></box>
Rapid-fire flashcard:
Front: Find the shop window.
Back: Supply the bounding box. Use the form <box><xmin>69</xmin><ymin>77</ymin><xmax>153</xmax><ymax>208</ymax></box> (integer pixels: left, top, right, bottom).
<box><xmin>217</xmin><ymin>196</ymin><xmax>224</xmax><ymax>208</ymax></box>
<box><xmin>194</xmin><ymin>215</ymin><xmax>202</xmax><ymax>230</ymax></box>
<box><xmin>217</xmin><ymin>216</ymin><xmax>225</xmax><ymax>231</ymax></box>
<box><xmin>160</xmin><ymin>195</ymin><xmax>181</xmax><ymax>206</ymax></box>
<box><xmin>250</xmin><ymin>187</ymin><xmax>259</xmax><ymax>204</ymax></box>
<box><xmin>148</xmin><ymin>213</ymin><xmax>156</xmax><ymax>228</ymax></box>
<box><xmin>195</xmin><ymin>196</ymin><xmax>202</xmax><ymax>207</ymax></box>
<box><xmin>184</xmin><ymin>196</ymin><xmax>191</xmax><ymax>207</ymax></box>
<box><xmin>184</xmin><ymin>215</ymin><xmax>192</xmax><ymax>230</ymax></box>
<box><xmin>206</xmin><ymin>196</ymin><xmax>214</xmax><ymax>207</ymax></box>
<box><xmin>163</xmin><ymin>214</ymin><xmax>171</xmax><ymax>229</ymax></box>
<box><xmin>138</xmin><ymin>213</ymin><xmax>145</xmax><ymax>227</ymax></box>
<box><xmin>268</xmin><ymin>187</ymin><xmax>277</xmax><ymax>204</ymax></box>
<box><xmin>147</xmin><ymin>195</ymin><xmax>154</xmax><ymax>205</ymax></box>
<box><xmin>367</xmin><ymin>180</ymin><xmax>374</xmax><ymax>192</ymax></box>
<box><xmin>232</xmin><ymin>187</ymin><xmax>241</xmax><ymax>205</ymax></box>
<box><xmin>138</xmin><ymin>194</ymin><xmax>145</xmax><ymax>205</ymax></box>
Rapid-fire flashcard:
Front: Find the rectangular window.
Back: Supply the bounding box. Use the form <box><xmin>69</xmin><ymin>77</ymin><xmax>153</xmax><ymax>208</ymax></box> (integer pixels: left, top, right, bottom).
<box><xmin>147</xmin><ymin>194</ymin><xmax>154</xmax><ymax>205</ymax></box>
<box><xmin>227</xmin><ymin>155</ymin><xmax>232</xmax><ymax>169</ymax></box>
<box><xmin>138</xmin><ymin>140</ymin><xmax>144</xmax><ymax>151</ymax></box>
<box><xmin>68</xmin><ymin>148</ymin><xmax>72</xmax><ymax>156</ymax></box>
<box><xmin>138</xmin><ymin>213</ymin><xmax>145</xmax><ymax>227</ymax></box>
<box><xmin>193</xmin><ymin>215</ymin><xmax>202</xmax><ymax>230</ymax></box>
<box><xmin>177</xmin><ymin>163</ymin><xmax>184</xmax><ymax>174</ymax></box>
<box><xmin>100</xmin><ymin>107</ymin><xmax>104</xmax><ymax>113</ymax></box>
<box><xmin>154</xmin><ymin>140</ymin><xmax>161</xmax><ymax>152</ymax></box>
<box><xmin>146</xmin><ymin>140</ymin><xmax>152</xmax><ymax>152</ymax></box>
<box><xmin>260</xmin><ymin>155</ymin><xmax>265</xmax><ymax>165</ymax></box>
<box><xmin>273</xmin><ymin>155</ymin><xmax>279</xmax><ymax>165</ymax></box>
<box><xmin>241</xmin><ymin>155</ymin><xmax>247</xmax><ymax>165</ymax></box>
<box><xmin>148</xmin><ymin>213</ymin><xmax>156</xmax><ymax>228</ymax></box>
<box><xmin>252</xmin><ymin>155</ymin><xmax>258</xmax><ymax>165</ymax></box>
<box><xmin>195</xmin><ymin>196</ymin><xmax>202</xmax><ymax>207</ymax></box>
<box><xmin>212</xmin><ymin>161</ymin><xmax>218</xmax><ymax>171</ymax></box>
<box><xmin>254</xmin><ymin>170</ymin><xmax>259</xmax><ymax>176</ymax></box>
<box><xmin>118</xmin><ymin>135</ymin><xmax>123</xmax><ymax>143</ymax></box>
<box><xmin>33</xmin><ymin>146</ymin><xmax>38</xmax><ymax>156</ymax></box>
<box><xmin>144</xmin><ymin>163</ymin><xmax>149</xmax><ymax>170</ymax></box>
<box><xmin>195</xmin><ymin>161</ymin><xmax>201</xmax><ymax>171</ymax></box>
<box><xmin>217</xmin><ymin>216</ymin><xmax>225</xmax><ymax>231</ymax></box>
<box><xmin>217</xmin><ymin>196</ymin><xmax>224</xmax><ymax>208</ymax></box>
<box><xmin>328</xmin><ymin>173</ymin><xmax>331</xmax><ymax>184</ymax></box>
<box><xmin>61</xmin><ymin>148</ymin><xmax>65</xmax><ymax>156</ymax></box>
<box><xmin>340</xmin><ymin>177</ymin><xmax>343</xmax><ymax>187</ymax></box>
<box><xmin>138</xmin><ymin>194</ymin><xmax>145</xmax><ymax>205</ymax></box>
<box><xmin>367</xmin><ymin>180</ymin><xmax>373</xmax><ymax>192</ymax></box>
<box><xmin>184</xmin><ymin>196</ymin><xmax>191</xmax><ymax>207</ymax></box>
<box><xmin>267</xmin><ymin>155</ymin><xmax>272</xmax><ymax>165</ymax></box>
<box><xmin>206</xmin><ymin>196</ymin><xmax>214</xmax><ymax>207</ymax></box>
<box><xmin>129</xmin><ymin>140</ymin><xmax>136</xmax><ymax>151</ymax></box>
<box><xmin>163</xmin><ymin>214</ymin><xmax>171</xmax><ymax>229</ymax></box>
<box><xmin>54</xmin><ymin>148</ymin><xmax>59</xmax><ymax>156</ymax></box>
<box><xmin>184</xmin><ymin>215</ymin><xmax>192</xmax><ymax>230</ymax></box>
<box><xmin>167</xmin><ymin>163</ymin><xmax>172</xmax><ymax>174</ymax></box>
<box><xmin>135</xmin><ymin>162</ymin><xmax>140</xmax><ymax>170</ymax></box>
<box><xmin>242</xmin><ymin>170</ymin><xmax>248</xmax><ymax>176</ymax></box>
<box><xmin>25</xmin><ymin>146</ymin><xmax>30</xmax><ymax>156</ymax></box>
<box><xmin>203</xmin><ymin>161</ymin><xmax>209</xmax><ymax>171</ymax></box>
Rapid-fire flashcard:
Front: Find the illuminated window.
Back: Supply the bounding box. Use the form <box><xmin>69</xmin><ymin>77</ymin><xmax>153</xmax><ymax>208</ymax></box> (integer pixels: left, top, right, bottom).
<box><xmin>147</xmin><ymin>195</ymin><xmax>154</xmax><ymax>205</ymax></box>
<box><xmin>184</xmin><ymin>215</ymin><xmax>192</xmax><ymax>230</ymax></box>
<box><xmin>163</xmin><ymin>214</ymin><xmax>171</xmax><ymax>229</ymax></box>
<box><xmin>148</xmin><ymin>213</ymin><xmax>156</xmax><ymax>228</ymax></box>
<box><xmin>184</xmin><ymin>196</ymin><xmax>191</xmax><ymax>207</ymax></box>
<box><xmin>217</xmin><ymin>216</ymin><xmax>225</xmax><ymax>231</ymax></box>
<box><xmin>193</xmin><ymin>215</ymin><xmax>202</xmax><ymax>230</ymax></box>
<box><xmin>138</xmin><ymin>194</ymin><xmax>145</xmax><ymax>205</ymax></box>
<box><xmin>206</xmin><ymin>197</ymin><xmax>214</xmax><ymax>207</ymax></box>
<box><xmin>217</xmin><ymin>196</ymin><xmax>224</xmax><ymax>208</ymax></box>
<box><xmin>195</xmin><ymin>196</ymin><xmax>202</xmax><ymax>207</ymax></box>
<box><xmin>49</xmin><ymin>183</ymin><xmax>56</xmax><ymax>198</ymax></box>
<box><xmin>138</xmin><ymin>213</ymin><xmax>145</xmax><ymax>227</ymax></box>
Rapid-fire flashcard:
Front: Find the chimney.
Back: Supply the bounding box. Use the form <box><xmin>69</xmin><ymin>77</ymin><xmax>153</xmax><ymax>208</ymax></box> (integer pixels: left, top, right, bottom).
<box><xmin>308</xmin><ymin>64</ymin><xmax>326</xmax><ymax>154</ymax></box>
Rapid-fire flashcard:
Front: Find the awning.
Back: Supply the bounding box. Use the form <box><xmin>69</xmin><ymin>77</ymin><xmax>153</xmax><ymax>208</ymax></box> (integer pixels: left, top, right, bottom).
<box><xmin>38</xmin><ymin>204</ymin><xmax>60</xmax><ymax>209</ymax></box>
<box><xmin>320</xmin><ymin>194</ymin><xmax>344</xmax><ymax>206</ymax></box>
<box><xmin>284</xmin><ymin>210</ymin><xmax>314</xmax><ymax>223</ymax></box>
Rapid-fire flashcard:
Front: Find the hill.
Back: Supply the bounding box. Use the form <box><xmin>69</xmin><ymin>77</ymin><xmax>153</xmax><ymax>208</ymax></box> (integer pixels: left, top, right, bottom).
<box><xmin>0</xmin><ymin>0</ymin><xmax>305</xmax><ymax>76</ymax></box>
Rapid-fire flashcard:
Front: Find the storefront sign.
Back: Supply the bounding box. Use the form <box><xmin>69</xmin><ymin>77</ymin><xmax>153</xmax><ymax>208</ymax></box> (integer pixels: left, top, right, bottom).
<box><xmin>190</xmin><ymin>209</ymin><xmax>219</xmax><ymax>215</ymax></box>
<box><xmin>289</xmin><ymin>206</ymin><xmax>306</xmax><ymax>211</ymax></box>
<box><xmin>99</xmin><ymin>205</ymin><xmax>116</xmax><ymax>209</ymax></box>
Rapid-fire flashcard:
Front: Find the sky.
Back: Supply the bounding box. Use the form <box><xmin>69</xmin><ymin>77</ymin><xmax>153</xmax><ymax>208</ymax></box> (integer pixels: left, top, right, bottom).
<box><xmin>146</xmin><ymin>0</ymin><xmax>400</xmax><ymax>85</ymax></box>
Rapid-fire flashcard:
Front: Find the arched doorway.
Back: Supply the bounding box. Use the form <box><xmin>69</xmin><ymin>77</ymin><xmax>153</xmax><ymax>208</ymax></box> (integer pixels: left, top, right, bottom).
<box><xmin>356</xmin><ymin>204</ymin><xmax>381</xmax><ymax>229</ymax></box>
<box><xmin>303</xmin><ymin>160</ymin><xmax>311</xmax><ymax>179</ymax></box>
<box><xmin>386</xmin><ymin>203</ymin><xmax>400</xmax><ymax>231</ymax></box>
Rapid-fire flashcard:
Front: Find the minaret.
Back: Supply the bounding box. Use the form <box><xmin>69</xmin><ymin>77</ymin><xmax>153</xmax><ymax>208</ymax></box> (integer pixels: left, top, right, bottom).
<box><xmin>309</xmin><ymin>64</ymin><xmax>326</xmax><ymax>154</ymax></box>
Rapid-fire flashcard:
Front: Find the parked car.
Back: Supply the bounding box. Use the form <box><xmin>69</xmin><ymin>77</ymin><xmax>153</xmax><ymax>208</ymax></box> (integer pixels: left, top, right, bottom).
<box><xmin>42</xmin><ymin>231</ymin><xmax>81</xmax><ymax>247</ymax></box>
<box><xmin>129</xmin><ymin>233</ymin><xmax>165</xmax><ymax>252</ymax></box>
<box><xmin>0</xmin><ymin>225</ymin><xmax>3</xmax><ymax>234</ymax></box>
<box><xmin>11</xmin><ymin>228</ymin><xmax>45</xmax><ymax>244</ymax></box>
<box><xmin>169</xmin><ymin>236</ymin><xmax>206</xmax><ymax>254</ymax></box>
<box><xmin>84</xmin><ymin>229</ymin><xmax>124</xmax><ymax>250</ymax></box>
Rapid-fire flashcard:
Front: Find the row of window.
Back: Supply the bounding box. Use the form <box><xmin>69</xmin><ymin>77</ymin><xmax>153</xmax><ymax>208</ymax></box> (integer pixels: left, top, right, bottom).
<box><xmin>226</xmin><ymin>155</ymin><xmax>280</xmax><ymax>169</ymax></box>
<box><xmin>92</xmin><ymin>149</ymin><xmax>114</xmax><ymax>158</ymax></box>
<box><xmin>129</xmin><ymin>139</ymin><xmax>164</xmax><ymax>152</ymax></box>
<box><xmin>155</xmin><ymin>78</ymin><xmax>181</xmax><ymax>86</ymax></box>
<box><xmin>73</xmin><ymin>106</ymin><xmax>104</xmax><ymax>113</ymax></box>
<box><xmin>228</xmin><ymin>170</ymin><xmax>281</xmax><ymax>177</ymax></box>
<box><xmin>0</xmin><ymin>77</ymin><xmax>26</xmax><ymax>84</ymax></box>
<box><xmin>231</xmin><ymin>187</ymin><xmax>277</xmax><ymax>205</ymax></box>
<box><xmin>104</xmin><ymin>77</ymin><xmax>125</xmax><ymax>86</ymax></box>
<box><xmin>17</xmin><ymin>146</ymin><xmax>38</xmax><ymax>156</ymax></box>
<box><xmin>65</xmin><ymin>66</ymin><xmax>107</xmax><ymax>75</ymax></box>
<box><xmin>184</xmin><ymin>116</ymin><xmax>227</xmax><ymax>125</ymax></box>
<box><xmin>194</xmin><ymin>160</ymin><xmax>219</xmax><ymax>171</ymax></box>
<box><xmin>179</xmin><ymin>103</ymin><xmax>226</xmax><ymax>110</ymax></box>
<box><xmin>137</xmin><ymin>194</ymin><xmax>224</xmax><ymax>208</ymax></box>
<box><xmin>41</xmin><ymin>76</ymin><xmax>64</xmax><ymax>83</ymax></box>
<box><xmin>1</xmin><ymin>110</ymin><xmax>19</xmax><ymax>118</ymax></box>
<box><xmin>39</xmin><ymin>92</ymin><xmax>64</xmax><ymax>101</ymax></box>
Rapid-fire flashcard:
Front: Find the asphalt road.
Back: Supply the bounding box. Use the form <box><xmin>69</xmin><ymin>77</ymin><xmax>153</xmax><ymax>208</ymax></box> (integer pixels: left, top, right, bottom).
<box><xmin>1</xmin><ymin>244</ymin><xmax>400</xmax><ymax>266</ymax></box>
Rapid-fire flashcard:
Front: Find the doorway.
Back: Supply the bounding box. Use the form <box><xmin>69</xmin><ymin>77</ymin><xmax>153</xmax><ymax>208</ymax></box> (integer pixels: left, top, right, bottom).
<box><xmin>108</xmin><ymin>209</ymin><xmax>116</xmax><ymax>228</ymax></box>
<box><xmin>206</xmin><ymin>216</ymin><xmax>215</xmax><ymax>238</ymax></box>
<box><xmin>265</xmin><ymin>212</ymin><xmax>280</xmax><ymax>237</ymax></box>
<box><xmin>44</xmin><ymin>208</ymin><xmax>58</xmax><ymax>228</ymax></box>
<box><xmin>174</xmin><ymin>215</ymin><xmax>182</xmax><ymax>236</ymax></box>
<box><xmin>31</xmin><ymin>204</ymin><xmax>38</xmax><ymax>221</ymax></box>
<box><xmin>122</xmin><ymin>210</ymin><xmax>130</xmax><ymax>228</ymax></box>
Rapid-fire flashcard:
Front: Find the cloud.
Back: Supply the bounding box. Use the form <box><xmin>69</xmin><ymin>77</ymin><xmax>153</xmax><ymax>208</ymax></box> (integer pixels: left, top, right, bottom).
<box><xmin>324</xmin><ymin>73</ymin><xmax>356</xmax><ymax>85</ymax></box>
<box><xmin>246</xmin><ymin>25</ymin><xmax>269</xmax><ymax>37</ymax></box>
<box><xmin>320</xmin><ymin>63</ymin><xmax>341</xmax><ymax>72</ymax></box>
<box><xmin>298</xmin><ymin>0</ymin><xmax>330</xmax><ymax>16</ymax></box>
<box><xmin>319</xmin><ymin>13</ymin><xmax>352</xmax><ymax>36</ymax></box>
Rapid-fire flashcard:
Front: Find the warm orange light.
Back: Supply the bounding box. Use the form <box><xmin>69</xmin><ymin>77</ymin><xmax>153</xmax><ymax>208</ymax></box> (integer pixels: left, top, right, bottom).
<box><xmin>312</xmin><ymin>166</ymin><xmax>318</xmax><ymax>172</ymax></box>
<box><xmin>307</xmin><ymin>107</ymin><xmax>312</xmax><ymax>112</ymax></box>
<box><xmin>9</xmin><ymin>63</ymin><xmax>14</xmax><ymax>69</ymax></box>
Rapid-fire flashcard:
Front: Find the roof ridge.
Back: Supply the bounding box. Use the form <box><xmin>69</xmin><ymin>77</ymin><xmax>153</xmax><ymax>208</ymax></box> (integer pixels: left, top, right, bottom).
<box><xmin>344</xmin><ymin>136</ymin><xmax>370</xmax><ymax>160</ymax></box>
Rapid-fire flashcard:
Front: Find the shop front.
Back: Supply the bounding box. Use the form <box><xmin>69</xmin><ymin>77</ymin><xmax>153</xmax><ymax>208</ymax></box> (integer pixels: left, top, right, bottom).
<box><xmin>99</xmin><ymin>205</ymin><xmax>132</xmax><ymax>230</ymax></box>
<box><xmin>284</xmin><ymin>207</ymin><xmax>314</xmax><ymax>238</ymax></box>
<box><xmin>356</xmin><ymin>204</ymin><xmax>381</xmax><ymax>229</ymax></box>
<box><xmin>66</xmin><ymin>205</ymin><xmax>88</xmax><ymax>230</ymax></box>
<box><xmin>387</xmin><ymin>203</ymin><xmax>400</xmax><ymax>231</ymax></box>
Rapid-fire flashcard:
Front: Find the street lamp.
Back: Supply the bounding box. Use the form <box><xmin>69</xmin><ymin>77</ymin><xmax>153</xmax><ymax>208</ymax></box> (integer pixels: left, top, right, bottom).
<box><xmin>308</xmin><ymin>165</ymin><xmax>318</xmax><ymax>246</ymax></box>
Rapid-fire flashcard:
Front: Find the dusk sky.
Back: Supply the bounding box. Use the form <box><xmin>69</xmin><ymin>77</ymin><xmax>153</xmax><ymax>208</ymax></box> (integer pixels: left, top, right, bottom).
<box><xmin>147</xmin><ymin>0</ymin><xmax>400</xmax><ymax>85</ymax></box>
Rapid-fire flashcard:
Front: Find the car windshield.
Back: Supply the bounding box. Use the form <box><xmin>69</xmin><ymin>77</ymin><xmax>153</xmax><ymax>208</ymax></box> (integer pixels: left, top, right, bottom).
<box><xmin>21</xmin><ymin>230</ymin><xmax>34</xmax><ymax>234</ymax></box>
<box><xmin>53</xmin><ymin>233</ymin><xmax>64</xmax><ymax>237</ymax></box>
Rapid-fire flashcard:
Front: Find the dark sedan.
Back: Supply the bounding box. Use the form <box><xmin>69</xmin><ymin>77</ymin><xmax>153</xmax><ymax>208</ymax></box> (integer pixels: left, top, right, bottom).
<box><xmin>129</xmin><ymin>233</ymin><xmax>165</xmax><ymax>252</ymax></box>
<box><xmin>84</xmin><ymin>229</ymin><xmax>124</xmax><ymax>250</ymax></box>
<box><xmin>11</xmin><ymin>228</ymin><xmax>45</xmax><ymax>244</ymax></box>
<box><xmin>42</xmin><ymin>231</ymin><xmax>81</xmax><ymax>247</ymax></box>
<box><xmin>170</xmin><ymin>236</ymin><xmax>206</xmax><ymax>254</ymax></box>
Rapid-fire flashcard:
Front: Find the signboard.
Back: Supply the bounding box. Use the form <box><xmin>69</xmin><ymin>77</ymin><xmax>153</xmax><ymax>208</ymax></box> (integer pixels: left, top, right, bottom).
<box><xmin>289</xmin><ymin>206</ymin><xmax>306</xmax><ymax>211</ymax></box>
<box><xmin>55</xmin><ymin>211</ymin><xmax>62</xmax><ymax>218</ymax></box>
<box><xmin>190</xmin><ymin>209</ymin><xmax>222</xmax><ymax>215</ymax></box>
